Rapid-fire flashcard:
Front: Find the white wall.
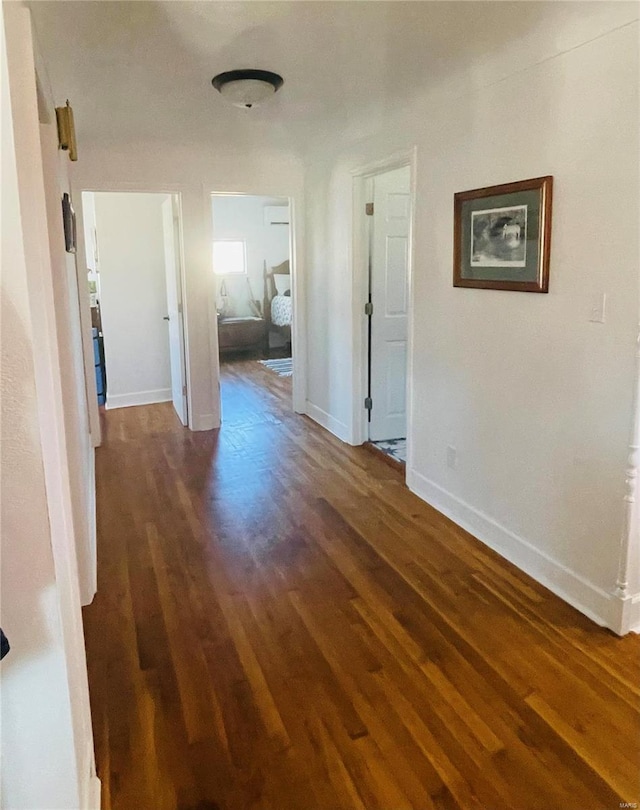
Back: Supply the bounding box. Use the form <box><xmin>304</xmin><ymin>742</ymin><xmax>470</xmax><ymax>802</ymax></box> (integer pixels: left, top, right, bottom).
<box><xmin>81</xmin><ymin>189</ymin><xmax>98</xmax><ymax>273</ymax></box>
<box><xmin>40</xmin><ymin>125</ymin><xmax>98</xmax><ymax>606</ymax></box>
<box><xmin>1</xmin><ymin>4</ymin><xmax>98</xmax><ymax>807</ymax></box>
<box><xmin>71</xmin><ymin>145</ymin><xmax>306</xmax><ymax>427</ymax></box>
<box><xmin>304</xmin><ymin>9</ymin><xmax>640</xmax><ymax>633</ymax></box>
<box><xmin>93</xmin><ymin>191</ymin><xmax>172</xmax><ymax>409</ymax></box>
<box><xmin>212</xmin><ymin>195</ymin><xmax>289</xmax><ymax>318</ymax></box>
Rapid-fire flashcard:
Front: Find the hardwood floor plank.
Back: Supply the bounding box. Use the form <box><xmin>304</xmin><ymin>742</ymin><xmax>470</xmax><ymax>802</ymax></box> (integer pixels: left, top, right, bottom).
<box><xmin>84</xmin><ymin>357</ymin><xmax>640</xmax><ymax>810</ymax></box>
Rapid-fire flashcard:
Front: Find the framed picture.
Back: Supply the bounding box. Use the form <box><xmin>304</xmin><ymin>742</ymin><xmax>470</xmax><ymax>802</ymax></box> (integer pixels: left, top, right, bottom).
<box><xmin>62</xmin><ymin>192</ymin><xmax>76</xmax><ymax>253</ymax></box>
<box><xmin>453</xmin><ymin>176</ymin><xmax>553</xmax><ymax>292</ymax></box>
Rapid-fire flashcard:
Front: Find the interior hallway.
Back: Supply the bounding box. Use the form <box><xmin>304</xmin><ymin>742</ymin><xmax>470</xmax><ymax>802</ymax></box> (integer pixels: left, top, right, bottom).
<box><xmin>84</xmin><ymin>359</ymin><xmax>640</xmax><ymax>810</ymax></box>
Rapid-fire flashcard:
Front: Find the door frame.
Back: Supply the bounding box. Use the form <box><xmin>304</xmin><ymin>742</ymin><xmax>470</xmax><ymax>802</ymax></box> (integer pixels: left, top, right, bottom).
<box><xmin>77</xmin><ymin>186</ymin><xmax>192</xmax><ymax>428</ymax></box>
<box><xmin>209</xmin><ymin>191</ymin><xmax>305</xmax><ymax>415</ymax></box>
<box><xmin>162</xmin><ymin>194</ymin><xmax>190</xmax><ymax>425</ymax></box>
<box><xmin>350</xmin><ymin>148</ymin><xmax>417</xmax><ymax>472</ymax></box>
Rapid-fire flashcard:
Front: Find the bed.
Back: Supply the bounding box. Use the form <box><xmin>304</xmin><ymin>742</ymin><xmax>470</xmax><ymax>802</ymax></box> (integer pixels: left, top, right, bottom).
<box><xmin>263</xmin><ymin>259</ymin><xmax>292</xmax><ymax>348</ymax></box>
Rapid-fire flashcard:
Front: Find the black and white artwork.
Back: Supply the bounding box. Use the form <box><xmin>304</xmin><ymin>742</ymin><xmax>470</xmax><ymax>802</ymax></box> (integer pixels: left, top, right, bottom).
<box><xmin>453</xmin><ymin>176</ymin><xmax>552</xmax><ymax>292</ymax></box>
<box><xmin>470</xmin><ymin>204</ymin><xmax>527</xmax><ymax>268</ymax></box>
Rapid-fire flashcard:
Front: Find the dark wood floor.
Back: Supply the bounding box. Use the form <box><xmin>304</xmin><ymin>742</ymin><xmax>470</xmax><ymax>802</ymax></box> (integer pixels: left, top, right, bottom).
<box><xmin>85</xmin><ymin>358</ymin><xmax>640</xmax><ymax>810</ymax></box>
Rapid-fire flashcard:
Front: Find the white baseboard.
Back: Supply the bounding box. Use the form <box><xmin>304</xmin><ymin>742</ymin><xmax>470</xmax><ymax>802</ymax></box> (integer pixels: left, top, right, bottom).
<box><xmin>617</xmin><ymin>592</ymin><xmax>640</xmax><ymax>635</ymax></box>
<box><xmin>305</xmin><ymin>401</ymin><xmax>352</xmax><ymax>444</ymax></box>
<box><xmin>106</xmin><ymin>388</ymin><xmax>172</xmax><ymax>409</ymax></box>
<box><xmin>87</xmin><ymin>775</ymin><xmax>101</xmax><ymax>810</ymax></box>
<box><xmin>406</xmin><ymin>466</ymin><xmax>630</xmax><ymax>634</ymax></box>
<box><xmin>81</xmin><ymin>737</ymin><xmax>101</xmax><ymax>810</ymax></box>
<box><xmin>190</xmin><ymin>412</ymin><xmax>219</xmax><ymax>431</ymax></box>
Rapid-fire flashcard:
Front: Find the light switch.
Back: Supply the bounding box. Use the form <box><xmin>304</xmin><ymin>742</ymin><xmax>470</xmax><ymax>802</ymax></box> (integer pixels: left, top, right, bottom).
<box><xmin>589</xmin><ymin>293</ymin><xmax>606</xmax><ymax>324</ymax></box>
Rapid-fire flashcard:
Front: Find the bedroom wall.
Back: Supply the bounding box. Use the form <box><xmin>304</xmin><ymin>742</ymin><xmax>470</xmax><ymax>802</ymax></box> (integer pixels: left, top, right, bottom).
<box><xmin>92</xmin><ymin>191</ymin><xmax>173</xmax><ymax>409</ymax></box>
<box><xmin>212</xmin><ymin>194</ymin><xmax>289</xmax><ymax>318</ymax></box>
<box><xmin>71</xmin><ymin>145</ymin><xmax>305</xmax><ymax>428</ymax></box>
<box><xmin>304</xmin><ymin>9</ymin><xmax>640</xmax><ymax>632</ymax></box>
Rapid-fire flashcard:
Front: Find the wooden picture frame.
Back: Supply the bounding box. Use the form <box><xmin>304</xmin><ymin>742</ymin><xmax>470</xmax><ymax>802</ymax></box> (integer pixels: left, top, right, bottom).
<box><xmin>62</xmin><ymin>193</ymin><xmax>77</xmax><ymax>253</ymax></box>
<box><xmin>453</xmin><ymin>176</ymin><xmax>553</xmax><ymax>292</ymax></box>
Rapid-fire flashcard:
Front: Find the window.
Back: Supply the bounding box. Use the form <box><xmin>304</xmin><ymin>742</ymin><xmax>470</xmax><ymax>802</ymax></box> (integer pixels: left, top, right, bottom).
<box><xmin>213</xmin><ymin>240</ymin><xmax>246</xmax><ymax>275</ymax></box>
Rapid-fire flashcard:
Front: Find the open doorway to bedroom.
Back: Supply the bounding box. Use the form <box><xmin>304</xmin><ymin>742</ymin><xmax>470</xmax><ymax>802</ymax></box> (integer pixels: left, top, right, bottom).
<box><xmin>211</xmin><ymin>194</ymin><xmax>294</xmax><ymax>427</ymax></box>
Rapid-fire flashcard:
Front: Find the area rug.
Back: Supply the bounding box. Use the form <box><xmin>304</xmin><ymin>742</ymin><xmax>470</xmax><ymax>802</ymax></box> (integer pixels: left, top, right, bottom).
<box><xmin>371</xmin><ymin>438</ymin><xmax>407</xmax><ymax>463</ymax></box>
<box><xmin>259</xmin><ymin>358</ymin><xmax>293</xmax><ymax>377</ymax></box>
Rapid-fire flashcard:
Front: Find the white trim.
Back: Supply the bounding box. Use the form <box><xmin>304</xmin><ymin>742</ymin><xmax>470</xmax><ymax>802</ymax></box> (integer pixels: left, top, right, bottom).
<box><xmin>290</xmin><ymin>196</ymin><xmax>307</xmax><ymax>415</ymax></box>
<box><xmin>305</xmin><ymin>401</ymin><xmax>352</xmax><ymax>444</ymax></box>
<box><xmin>351</xmin><ymin>175</ymin><xmax>370</xmax><ymax>446</ymax></box>
<box><xmin>350</xmin><ymin>148</ymin><xmax>418</xmax><ymax>460</ymax></box>
<box><xmin>615</xmin><ymin>593</ymin><xmax>640</xmax><ymax>635</ymax></box>
<box><xmin>81</xmin><ymin>737</ymin><xmax>101</xmax><ymax>810</ymax></box>
<box><xmin>349</xmin><ymin>149</ymin><xmax>419</xmax><ymax>179</ymax></box>
<box><xmin>189</xmin><ymin>413</ymin><xmax>220</xmax><ymax>430</ymax></box>
<box><xmin>170</xmin><ymin>193</ymin><xmax>191</xmax><ymax>428</ymax></box>
<box><xmin>204</xmin><ymin>187</ymin><xmax>222</xmax><ymax>431</ymax></box>
<box><xmin>407</xmin><ymin>466</ymin><xmax>623</xmax><ymax>632</ymax></box>
<box><xmin>86</xmin><ymin>775</ymin><xmax>101</xmax><ymax>810</ymax></box>
<box><xmin>615</xmin><ymin>326</ymin><xmax>640</xmax><ymax>600</ymax></box>
<box><xmin>72</xmin><ymin>199</ymin><xmax>102</xmax><ymax>448</ymax></box>
<box><xmin>609</xmin><ymin>323</ymin><xmax>640</xmax><ymax>635</ymax></box>
<box><xmin>84</xmin><ymin>447</ymin><xmax>97</xmax><ymax>605</ymax></box>
<box><xmin>191</xmin><ymin>412</ymin><xmax>218</xmax><ymax>431</ymax></box>
<box><xmin>106</xmin><ymin>388</ymin><xmax>172</xmax><ymax>409</ymax></box>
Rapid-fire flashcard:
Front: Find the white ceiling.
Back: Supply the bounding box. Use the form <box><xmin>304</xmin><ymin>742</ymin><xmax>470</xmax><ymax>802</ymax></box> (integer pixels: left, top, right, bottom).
<box><xmin>28</xmin><ymin>1</ymin><xmax>631</xmax><ymax>155</ymax></box>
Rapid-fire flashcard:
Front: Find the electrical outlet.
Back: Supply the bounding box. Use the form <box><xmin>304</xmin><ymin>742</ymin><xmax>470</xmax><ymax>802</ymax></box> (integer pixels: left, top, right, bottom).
<box><xmin>589</xmin><ymin>293</ymin><xmax>606</xmax><ymax>324</ymax></box>
<box><xmin>447</xmin><ymin>445</ymin><xmax>457</xmax><ymax>469</ymax></box>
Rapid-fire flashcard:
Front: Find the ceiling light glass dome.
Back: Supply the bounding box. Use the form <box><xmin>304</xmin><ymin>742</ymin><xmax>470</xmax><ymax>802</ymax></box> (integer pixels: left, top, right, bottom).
<box><xmin>212</xmin><ymin>70</ymin><xmax>284</xmax><ymax>109</ymax></box>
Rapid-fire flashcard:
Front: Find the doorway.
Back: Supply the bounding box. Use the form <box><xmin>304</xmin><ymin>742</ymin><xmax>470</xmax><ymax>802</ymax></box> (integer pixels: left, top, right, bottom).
<box><xmin>211</xmin><ymin>194</ymin><xmax>294</xmax><ymax>426</ymax></box>
<box><xmin>352</xmin><ymin>154</ymin><xmax>415</xmax><ymax>468</ymax></box>
<box><xmin>368</xmin><ymin>165</ymin><xmax>411</xmax><ymax>462</ymax></box>
<box><xmin>81</xmin><ymin>191</ymin><xmax>189</xmax><ymax>425</ymax></box>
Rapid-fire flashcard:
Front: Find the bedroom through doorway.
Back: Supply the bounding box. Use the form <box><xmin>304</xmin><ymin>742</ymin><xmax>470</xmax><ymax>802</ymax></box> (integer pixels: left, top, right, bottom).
<box><xmin>211</xmin><ymin>194</ymin><xmax>294</xmax><ymax>427</ymax></box>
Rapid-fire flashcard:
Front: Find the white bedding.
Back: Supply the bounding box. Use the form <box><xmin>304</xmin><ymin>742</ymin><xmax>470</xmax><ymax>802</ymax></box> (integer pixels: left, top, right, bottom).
<box><xmin>270</xmin><ymin>294</ymin><xmax>292</xmax><ymax>327</ymax></box>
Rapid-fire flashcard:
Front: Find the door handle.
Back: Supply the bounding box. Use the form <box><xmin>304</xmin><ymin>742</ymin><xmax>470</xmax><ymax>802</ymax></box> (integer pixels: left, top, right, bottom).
<box><xmin>163</xmin><ymin>315</ymin><xmax>170</xmax><ymax>321</ymax></box>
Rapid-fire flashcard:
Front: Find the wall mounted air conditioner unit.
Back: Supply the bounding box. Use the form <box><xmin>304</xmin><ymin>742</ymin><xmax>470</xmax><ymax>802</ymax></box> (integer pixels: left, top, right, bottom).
<box><xmin>264</xmin><ymin>205</ymin><xmax>289</xmax><ymax>225</ymax></box>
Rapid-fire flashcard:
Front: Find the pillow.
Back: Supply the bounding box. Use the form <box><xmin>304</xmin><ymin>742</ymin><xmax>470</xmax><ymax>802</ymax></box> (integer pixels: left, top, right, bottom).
<box><xmin>273</xmin><ymin>274</ymin><xmax>290</xmax><ymax>296</ymax></box>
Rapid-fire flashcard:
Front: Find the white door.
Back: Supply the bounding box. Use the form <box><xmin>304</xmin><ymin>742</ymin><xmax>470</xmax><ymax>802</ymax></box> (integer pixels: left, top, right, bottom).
<box><xmin>369</xmin><ymin>165</ymin><xmax>410</xmax><ymax>441</ymax></box>
<box><xmin>161</xmin><ymin>196</ymin><xmax>188</xmax><ymax>425</ymax></box>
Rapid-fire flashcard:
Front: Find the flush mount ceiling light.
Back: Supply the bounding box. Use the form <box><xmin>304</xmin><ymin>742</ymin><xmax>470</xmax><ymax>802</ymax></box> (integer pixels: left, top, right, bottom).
<box><xmin>211</xmin><ymin>69</ymin><xmax>284</xmax><ymax>109</ymax></box>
